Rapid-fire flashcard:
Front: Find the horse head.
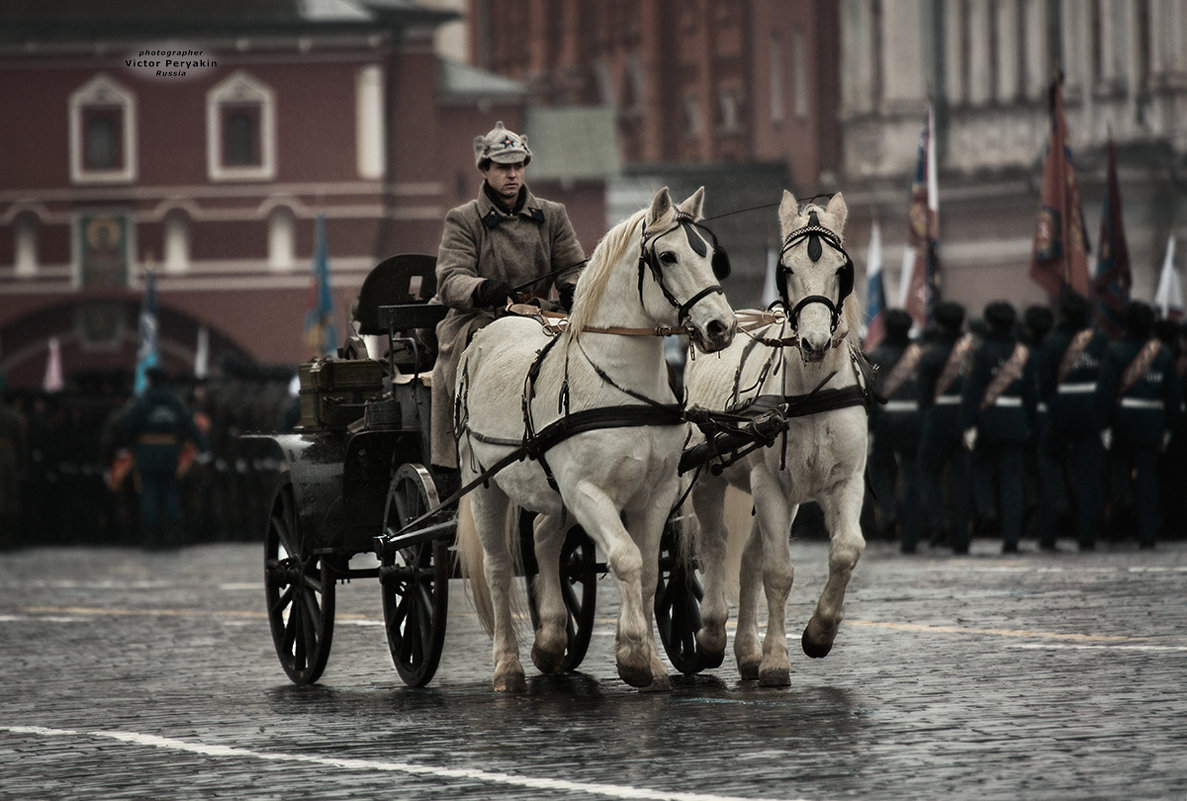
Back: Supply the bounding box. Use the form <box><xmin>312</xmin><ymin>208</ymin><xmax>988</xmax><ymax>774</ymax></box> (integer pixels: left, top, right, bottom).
<box><xmin>776</xmin><ymin>190</ymin><xmax>857</xmax><ymax>362</ymax></box>
<box><xmin>638</xmin><ymin>187</ymin><xmax>736</xmax><ymax>353</ymax></box>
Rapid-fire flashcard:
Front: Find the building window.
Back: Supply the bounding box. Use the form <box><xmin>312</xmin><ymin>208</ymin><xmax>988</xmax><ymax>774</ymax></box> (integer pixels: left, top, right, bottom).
<box><xmin>222</xmin><ymin>106</ymin><xmax>260</xmax><ymax>166</ymax></box>
<box><xmin>14</xmin><ymin>213</ymin><xmax>38</xmax><ymax>276</ymax></box>
<box><xmin>164</xmin><ymin>211</ymin><xmax>190</xmax><ymax>273</ymax></box>
<box><xmin>769</xmin><ymin>34</ymin><xmax>784</xmax><ymax>124</ymax></box>
<box><xmin>268</xmin><ymin>207</ymin><xmax>295</xmax><ymax>270</ymax></box>
<box><xmin>718</xmin><ymin>89</ymin><xmax>742</xmax><ymax>133</ymax></box>
<box><xmin>793</xmin><ymin>29</ymin><xmax>809</xmax><ymax>120</ymax></box>
<box><xmin>684</xmin><ymin>95</ymin><xmax>702</xmax><ymax>138</ymax></box>
<box><xmin>69</xmin><ymin>75</ymin><xmax>136</xmax><ymax>184</ymax></box>
<box><xmin>207</xmin><ymin>71</ymin><xmax>276</xmax><ymax>181</ymax></box>
<box><xmin>355</xmin><ymin>65</ymin><xmax>385</xmax><ymax>180</ymax></box>
<box><xmin>83</xmin><ymin>110</ymin><xmax>122</xmax><ymax>169</ymax></box>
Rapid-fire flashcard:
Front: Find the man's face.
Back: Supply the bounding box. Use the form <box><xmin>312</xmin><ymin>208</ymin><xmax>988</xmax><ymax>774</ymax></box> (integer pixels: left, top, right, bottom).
<box><xmin>482</xmin><ymin>160</ymin><xmax>525</xmax><ymax>203</ymax></box>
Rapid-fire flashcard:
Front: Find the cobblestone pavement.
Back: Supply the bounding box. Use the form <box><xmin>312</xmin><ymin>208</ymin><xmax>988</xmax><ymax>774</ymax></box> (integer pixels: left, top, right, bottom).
<box><xmin>1</xmin><ymin>536</ymin><xmax>1185</xmax><ymax>801</ymax></box>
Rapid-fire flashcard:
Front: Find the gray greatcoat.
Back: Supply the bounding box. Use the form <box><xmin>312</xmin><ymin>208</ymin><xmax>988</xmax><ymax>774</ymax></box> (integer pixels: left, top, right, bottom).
<box><xmin>430</xmin><ymin>183</ymin><xmax>584</xmax><ymax>467</ymax></box>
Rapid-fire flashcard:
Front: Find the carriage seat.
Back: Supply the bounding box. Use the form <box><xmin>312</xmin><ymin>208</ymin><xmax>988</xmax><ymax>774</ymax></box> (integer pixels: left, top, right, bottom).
<box><xmin>353</xmin><ymin>254</ymin><xmax>442</xmax><ymax>373</ymax></box>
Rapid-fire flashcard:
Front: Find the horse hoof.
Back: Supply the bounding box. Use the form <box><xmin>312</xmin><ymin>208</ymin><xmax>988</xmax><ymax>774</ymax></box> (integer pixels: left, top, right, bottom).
<box><xmin>617</xmin><ymin>663</ymin><xmax>654</xmax><ymax>688</ymax></box>
<box><xmin>640</xmin><ymin>673</ymin><xmax>671</xmax><ymax>693</ymax></box>
<box><xmin>696</xmin><ymin>627</ymin><xmax>728</xmax><ymax>658</ymax></box>
<box><xmin>738</xmin><ymin>658</ymin><xmax>761</xmax><ymax>681</ymax></box>
<box><xmin>697</xmin><ymin>648</ymin><xmax>725</xmax><ymax>671</ymax></box>
<box><xmin>531</xmin><ymin>643</ymin><xmax>566</xmax><ymax>675</ymax></box>
<box><xmin>758</xmin><ymin>667</ymin><xmax>791</xmax><ymax>687</ymax></box>
<box><xmin>493</xmin><ymin>670</ymin><xmax>526</xmax><ymax>693</ymax></box>
<box><xmin>802</xmin><ymin>627</ymin><xmax>834</xmax><ymax>659</ymax></box>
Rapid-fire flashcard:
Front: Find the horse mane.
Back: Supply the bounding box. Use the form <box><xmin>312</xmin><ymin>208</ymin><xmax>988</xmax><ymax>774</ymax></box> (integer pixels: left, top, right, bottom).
<box><xmin>567</xmin><ymin>207</ymin><xmax>648</xmax><ymax>336</ymax></box>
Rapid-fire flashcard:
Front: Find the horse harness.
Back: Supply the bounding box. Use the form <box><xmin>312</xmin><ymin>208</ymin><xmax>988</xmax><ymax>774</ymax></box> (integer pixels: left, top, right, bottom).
<box><xmin>636</xmin><ymin>212</ymin><xmax>730</xmax><ymax>325</ymax></box>
<box><xmin>777</xmin><ymin>210</ymin><xmax>856</xmax><ymax>335</ymax></box>
<box><xmin>455</xmin><ymin>214</ymin><xmax>732</xmax><ymax>496</ymax></box>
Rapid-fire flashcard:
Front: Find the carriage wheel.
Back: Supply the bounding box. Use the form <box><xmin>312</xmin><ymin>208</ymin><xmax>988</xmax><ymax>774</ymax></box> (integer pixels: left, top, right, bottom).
<box><xmin>264</xmin><ymin>480</ymin><xmax>336</xmax><ymax>686</ymax></box>
<box><xmin>655</xmin><ymin>516</ymin><xmax>709</xmax><ymax>675</ymax></box>
<box><xmin>380</xmin><ymin>464</ymin><xmax>450</xmax><ymax>687</ymax></box>
<box><xmin>525</xmin><ymin>523</ymin><xmax>598</xmax><ymax>673</ymax></box>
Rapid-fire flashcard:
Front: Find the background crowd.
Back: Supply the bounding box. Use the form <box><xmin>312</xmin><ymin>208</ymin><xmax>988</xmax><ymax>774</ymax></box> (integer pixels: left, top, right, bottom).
<box><xmin>2</xmin><ymin>294</ymin><xmax>1185</xmax><ymax>552</ymax></box>
<box><xmin>864</xmin><ymin>297</ymin><xmax>1186</xmax><ymax>554</ymax></box>
<box><xmin>0</xmin><ymin>360</ymin><xmax>296</xmax><ymax>550</ymax></box>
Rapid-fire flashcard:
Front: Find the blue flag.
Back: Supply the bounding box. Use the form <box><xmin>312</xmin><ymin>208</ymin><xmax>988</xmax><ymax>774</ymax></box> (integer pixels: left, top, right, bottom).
<box><xmin>134</xmin><ymin>270</ymin><xmax>159</xmax><ymax>394</ymax></box>
<box><xmin>304</xmin><ymin>213</ymin><xmax>337</xmax><ymax>358</ymax></box>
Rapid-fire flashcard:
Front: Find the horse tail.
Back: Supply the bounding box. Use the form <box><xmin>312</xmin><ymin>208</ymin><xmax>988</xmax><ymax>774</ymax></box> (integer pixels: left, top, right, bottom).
<box><xmin>455</xmin><ymin>495</ymin><xmax>494</xmax><ymax>635</ymax></box>
<box><xmin>455</xmin><ymin>493</ymin><xmax>525</xmax><ymax>638</ymax></box>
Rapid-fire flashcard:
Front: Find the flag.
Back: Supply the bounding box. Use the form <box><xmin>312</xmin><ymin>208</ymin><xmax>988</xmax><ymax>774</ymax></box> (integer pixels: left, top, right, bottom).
<box><xmin>762</xmin><ymin>243</ymin><xmax>778</xmax><ymax>305</ymax></box>
<box><xmin>1154</xmin><ymin>235</ymin><xmax>1183</xmax><ymax>321</ymax></box>
<box><xmin>1093</xmin><ymin>137</ymin><xmax>1131</xmax><ymax>335</ymax></box>
<box><xmin>304</xmin><ymin>213</ymin><xmax>337</xmax><ymax>358</ymax></box>
<box><xmin>43</xmin><ymin>336</ymin><xmax>64</xmax><ymax>393</ymax></box>
<box><xmin>133</xmin><ymin>270</ymin><xmax>159</xmax><ymax>394</ymax></box>
<box><xmin>194</xmin><ymin>326</ymin><xmax>209</xmax><ymax>379</ymax></box>
<box><xmin>863</xmin><ymin>221</ymin><xmax>887</xmax><ymax>349</ymax></box>
<box><xmin>901</xmin><ymin>105</ymin><xmax>940</xmax><ymax>329</ymax></box>
<box><xmin>1030</xmin><ymin>77</ymin><xmax>1091</xmax><ymax>300</ymax></box>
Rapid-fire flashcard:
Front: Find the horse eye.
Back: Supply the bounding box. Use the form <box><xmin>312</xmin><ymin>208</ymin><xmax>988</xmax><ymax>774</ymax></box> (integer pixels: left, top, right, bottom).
<box><xmin>658</xmin><ymin>251</ymin><xmax>678</xmax><ymax>265</ymax></box>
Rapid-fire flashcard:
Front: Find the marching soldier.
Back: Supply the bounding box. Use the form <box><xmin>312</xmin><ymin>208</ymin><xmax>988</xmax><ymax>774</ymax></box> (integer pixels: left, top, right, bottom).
<box><xmin>961</xmin><ymin>301</ymin><xmax>1037</xmax><ymax>553</ymax></box>
<box><xmin>867</xmin><ymin>308</ymin><xmax>926</xmax><ymax>551</ymax></box>
<box><xmin>1035</xmin><ymin>293</ymin><xmax>1110</xmax><ymax>550</ymax></box>
<box><xmin>916</xmin><ymin>301</ymin><xmax>974</xmax><ymax>553</ymax></box>
<box><xmin>1098</xmin><ymin>301</ymin><xmax>1183</xmax><ymax>549</ymax></box>
<box><xmin>118</xmin><ymin>367</ymin><xmax>210</xmax><ymax>549</ymax></box>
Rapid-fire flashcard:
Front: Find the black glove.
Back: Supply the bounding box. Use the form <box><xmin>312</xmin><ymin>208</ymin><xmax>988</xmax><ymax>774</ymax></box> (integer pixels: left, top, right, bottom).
<box><xmin>558</xmin><ymin>283</ymin><xmax>576</xmax><ymax>313</ymax></box>
<box><xmin>472</xmin><ymin>279</ymin><xmax>513</xmax><ymax>308</ymax></box>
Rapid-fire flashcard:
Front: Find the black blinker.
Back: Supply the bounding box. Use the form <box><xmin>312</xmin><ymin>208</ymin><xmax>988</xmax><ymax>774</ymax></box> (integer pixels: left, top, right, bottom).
<box><xmin>682</xmin><ymin>222</ymin><xmax>708</xmax><ymax>257</ymax></box>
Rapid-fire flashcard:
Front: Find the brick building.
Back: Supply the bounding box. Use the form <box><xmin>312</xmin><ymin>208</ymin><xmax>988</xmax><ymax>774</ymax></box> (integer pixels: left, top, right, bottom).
<box><xmin>468</xmin><ymin>0</ymin><xmax>841</xmax><ymax>306</ymax></box>
<box><xmin>0</xmin><ymin>0</ymin><xmax>608</xmax><ymax>391</ymax></box>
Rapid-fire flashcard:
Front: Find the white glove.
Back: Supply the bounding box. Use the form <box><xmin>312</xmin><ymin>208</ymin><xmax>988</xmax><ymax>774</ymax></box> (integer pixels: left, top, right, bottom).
<box><xmin>962</xmin><ymin>427</ymin><xmax>977</xmax><ymax>451</ymax></box>
<box><xmin>1100</xmin><ymin>428</ymin><xmax>1112</xmax><ymax>450</ymax></box>
<box><xmin>1162</xmin><ymin>430</ymin><xmax>1173</xmax><ymax>452</ymax></box>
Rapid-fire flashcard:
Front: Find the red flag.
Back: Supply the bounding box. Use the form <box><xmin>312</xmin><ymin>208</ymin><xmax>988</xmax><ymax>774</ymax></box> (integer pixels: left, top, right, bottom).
<box><xmin>901</xmin><ymin>106</ymin><xmax>939</xmax><ymax>329</ymax></box>
<box><xmin>1030</xmin><ymin>78</ymin><xmax>1090</xmax><ymax>299</ymax></box>
<box><xmin>1093</xmin><ymin>136</ymin><xmax>1131</xmax><ymax>334</ymax></box>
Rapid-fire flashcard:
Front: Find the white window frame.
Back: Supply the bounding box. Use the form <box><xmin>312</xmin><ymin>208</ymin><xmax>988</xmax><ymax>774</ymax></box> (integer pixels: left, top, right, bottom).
<box><xmin>207</xmin><ymin>71</ymin><xmax>277</xmax><ymax>182</ymax></box>
<box><xmin>69</xmin><ymin>75</ymin><xmax>137</xmax><ymax>185</ymax></box>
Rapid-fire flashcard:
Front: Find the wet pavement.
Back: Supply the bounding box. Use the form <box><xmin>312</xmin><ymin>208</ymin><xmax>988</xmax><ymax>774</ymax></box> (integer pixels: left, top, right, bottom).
<box><xmin>1</xmin><ymin>536</ymin><xmax>1185</xmax><ymax>801</ymax></box>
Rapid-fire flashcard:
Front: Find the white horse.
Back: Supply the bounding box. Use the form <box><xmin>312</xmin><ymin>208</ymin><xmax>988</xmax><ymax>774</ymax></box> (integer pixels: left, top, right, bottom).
<box><xmin>684</xmin><ymin>190</ymin><xmax>871</xmax><ymax>686</ymax></box>
<box><xmin>454</xmin><ymin>186</ymin><xmax>737</xmax><ymax>692</ymax></box>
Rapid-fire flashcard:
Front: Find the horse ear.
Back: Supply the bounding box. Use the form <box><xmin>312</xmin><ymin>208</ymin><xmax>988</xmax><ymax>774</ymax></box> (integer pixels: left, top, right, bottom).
<box><xmin>778</xmin><ymin>189</ymin><xmax>799</xmax><ymax>241</ymax></box>
<box><xmin>647</xmin><ymin>187</ymin><xmax>673</xmax><ymax>226</ymax></box>
<box><xmin>677</xmin><ymin>186</ymin><xmax>706</xmax><ymax>221</ymax></box>
<box><xmin>825</xmin><ymin>192</ymin><xmax>848</xmax><ymax>237</ymax></box>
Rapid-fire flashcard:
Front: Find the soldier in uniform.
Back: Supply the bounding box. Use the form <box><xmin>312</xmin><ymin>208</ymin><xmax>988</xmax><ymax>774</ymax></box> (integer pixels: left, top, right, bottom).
<box><xmin>429</xmin><ymin>121</ymin><xmax>586</xmax><ymax>480</ymax></box>
<box><xmin>916</xmin><ymin>301</ymin><xmax>974</xmax><ymax>553</ymax></box>
<box><xmin>0</xmin><ymin>389</ymin><xmax>27</xmax><ymax>550</ymax></box>
<box><xmin>118</xmin><ymin>367</ymin><xmax>210</xmax><ymax>549</ymax></box>
<box><xmin>866</xmin><ymin>308</ymin><xmax>926</xmax><ymax>551</ymax></box>
<box><xmin>961</xmin><ymin>301</ymin><xmax>1037</xmax><ymax>553</ymax></box>
<box><xmin>1035</xmin><ymin>293</ymin><xmax>1110</xmax><ymax>550</ymax></box>
<box><xmin>1097</xmin><ymin>301</ymin><xmax>1183</xmax><ymax>549</ymax></box>
<box><xmin>1021</xmin><ymin>304</ymin><xmax>1060</xmax><ymax>545</ymax></box>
